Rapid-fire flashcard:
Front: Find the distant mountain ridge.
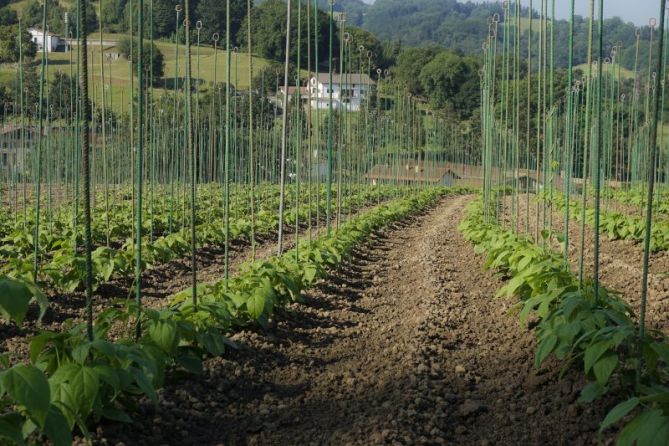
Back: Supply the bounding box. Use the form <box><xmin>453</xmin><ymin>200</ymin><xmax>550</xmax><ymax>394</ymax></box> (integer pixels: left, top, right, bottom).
<box><xmin>258</xmin><ymin>0</ymin><xmax>654</xmax><ymax>71</ymax></box>
<box><xmin>330</xmin><ymin>0</ymin><xmax>654</xmax><ymax>71</ymax></box>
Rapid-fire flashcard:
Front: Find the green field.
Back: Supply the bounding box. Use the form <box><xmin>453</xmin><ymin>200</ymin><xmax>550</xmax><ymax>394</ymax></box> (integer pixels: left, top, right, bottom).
<box><xmin>0</xmin><ymin>32</ymin><xmax>270</xmax><ymax>112</ymax></box>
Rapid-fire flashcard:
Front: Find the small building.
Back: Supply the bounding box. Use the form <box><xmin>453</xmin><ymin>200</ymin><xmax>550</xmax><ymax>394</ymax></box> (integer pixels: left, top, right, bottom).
<box><xmin>309</xmin><ymin>73</ymin><xmax>375</xmax><ymax>112</ymax></box>
<box><xmin>366</xmin><ymin>162</ymin><xmax>461</xmax><ymax>186</ymax></box>
<box><xmin>365</xmin><ymin>161</ymin><xmax>547</xmax><ymax>189</ymax></box>
<box><xmin>28</xmin><ymin>28</ymin><xmax>69</xmax><ymax>52</ymax></box>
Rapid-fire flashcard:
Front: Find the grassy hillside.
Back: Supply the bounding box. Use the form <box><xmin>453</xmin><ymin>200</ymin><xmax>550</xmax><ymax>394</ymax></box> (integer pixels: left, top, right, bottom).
<box><xmin>0</xmin><ymin>33</ymin><xmax>269</xmax><ymax>112</ymax></box>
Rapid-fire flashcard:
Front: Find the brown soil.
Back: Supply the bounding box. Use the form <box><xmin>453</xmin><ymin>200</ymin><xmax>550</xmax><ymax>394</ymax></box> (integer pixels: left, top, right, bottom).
<box><xmin>88</xmin><ymin>195</ymin><xmax>611</xmax><ymax>446</ymax></box>
<box><xmin>503</xmin><ymin>195</ymin><xmax>669</xmax><ymax>331</ymax></box>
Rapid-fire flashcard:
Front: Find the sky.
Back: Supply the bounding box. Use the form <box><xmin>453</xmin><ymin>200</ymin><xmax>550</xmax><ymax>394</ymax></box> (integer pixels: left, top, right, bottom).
<box><xmin>461</xmin><ymin>1</ymin><xmax>661</xmax><ymax>27</ymax></box>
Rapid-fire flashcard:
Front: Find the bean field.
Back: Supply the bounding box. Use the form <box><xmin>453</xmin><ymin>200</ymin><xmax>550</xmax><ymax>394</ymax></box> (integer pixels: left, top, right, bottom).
<box><xmin>0</xmin><ymin>0</ymin><xmax>668</xmax><ymax>445</ymax></box>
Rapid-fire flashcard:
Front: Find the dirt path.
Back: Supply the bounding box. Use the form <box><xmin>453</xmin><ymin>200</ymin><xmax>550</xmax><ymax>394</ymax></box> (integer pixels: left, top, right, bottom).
<box><xmin>92</xmin><ymin>195</ymin><xmax>608</xmax><ymax>446</ymax></box>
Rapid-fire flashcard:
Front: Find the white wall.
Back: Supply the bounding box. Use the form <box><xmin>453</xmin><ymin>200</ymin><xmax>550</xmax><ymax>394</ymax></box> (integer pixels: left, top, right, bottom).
<box><xmin>311</xmin><ymin>77</ymin><xmax>371</xmax><ymax>111</ymax></box>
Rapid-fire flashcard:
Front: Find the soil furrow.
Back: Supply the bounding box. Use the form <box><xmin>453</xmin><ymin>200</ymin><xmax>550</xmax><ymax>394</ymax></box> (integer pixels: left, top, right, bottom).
<box><xmin>90</xmin><ymin>194</ymin><xmax>609</xmax><ymax>446</ymax></box>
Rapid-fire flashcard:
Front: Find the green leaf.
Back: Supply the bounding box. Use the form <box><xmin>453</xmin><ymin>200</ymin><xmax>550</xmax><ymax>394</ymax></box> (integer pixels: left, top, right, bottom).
<box><xmin>578</xmin><ymin>381</ymin><xmax>607</xmax><ymax>403</ymax></box>
<box><xmin>0</xmin><ymin>277</ymin><xmax>33</xmax><ymax>325</ymax></box>
<box><xmin>101</xmin><ymin>407</ymin><xmax>132</xmax><ymax>424</ymax></box>
<box><xmin>617</xmin><ymin>409</ymin><xmax>667</xmax><ymax>446</ymax></box>
<box><xmin>196</xmin><ymin>329</ymin><xmax>226</xmax><ymax>356</ymax></box>
<box><xmin>535</xmin><ymin>334</ymin><xmax>558</xmax><ymax>368</ymax></box>
<box><xmin>247</xmin><ymin>284</ymin><xmax>271</xmax><ymax>320</ymax></box>
<box><xmin>32</xmin><ymin>289</ymin><xmax>49</xmax><ymax>322</ymax></box>
<box><xmin>303</xmin><ymin>264</ymin><xmax>318</xmax><ymax>284</ymax></box>
<box><xmin>245</xmin><ymin>292</ymin><xmax>263</xmax><ymax>320</ymax></box>
<box><xmin>584</xmin><ymin>341</ymin><xmax>610</xmax><ymax>373</ymax></box>
<box><xmin>149</xmin><ymin>319</ymin><xmax>178</xmax><ymax>353</ymax></box>
<box><xmin>69</xmin><ymin>365</ymin><xmax>99</xmax><ymax>417</ymax></box>
<box><xmin>592</xmin><ymin>353</ymin><xmax>618</xmax><ymax>387</ymax></box>
<box><xmin>0</xmin><ymin>413</ymin><xmax>26</xmax><ymax>445</ymax></box>
<box><xmin>176</xmin><ymin>350</ymin><xmax>203</xmax><ymax>375</ymax></box>
<box><xmin>71</xmin><ymin>343</ymin><xmax>91</xmax><ymax>365</ymax></box>
<box><xmin>93</xmin><ymin>365</ymin><xmax>121</xmax><ymax>393</ymax></box>
<box><xmin>29</xmin><ymin>332</ymin><xmax>60</xmax><ymax>364</ymax></box>
<box><xmin>225</xmin><ymin>292</ymin><xmax>247</xmax><ymax>309</ymax></box>
<box><xmin>42</xmin><ymin>406</ymin><xmax>72</xmax><ymax>446</ymax></box>
<box><xmin>2</xmin><ymin>365</ymin><xmax>51</xmax><ymax>426</ymax></box>
<box><xmin>130</xmin><ymin>367</ymin><xmax>157</xmax><ymax>405</ymax></box>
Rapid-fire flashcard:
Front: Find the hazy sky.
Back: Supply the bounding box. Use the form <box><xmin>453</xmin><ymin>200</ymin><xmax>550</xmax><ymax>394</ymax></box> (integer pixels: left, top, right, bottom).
<box><xmin>463</xmin><ymin>1</ymin><xmax>662</xmax><ymax>26</ymax></box>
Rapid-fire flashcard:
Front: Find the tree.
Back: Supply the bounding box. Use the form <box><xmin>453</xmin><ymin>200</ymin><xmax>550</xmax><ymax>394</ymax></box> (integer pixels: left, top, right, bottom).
<box><xmin>13</xmin><ymin>64</ymin><xmax>40</xmax><ymax>115</ymax></box>
<box><xmin>252</xmin><ymin>61</ymin><xmax>298</xmax><ymax>95</ymax></box>
<box><xmin>392</xmin><ymin>46</ymin><xmax>443</xmax><ymax>96</ymax></box>
<box><xmin>48</xmin><ymin>70</ymin><xmax>75</xmax><ymax>119</ymax></box>
<box><xmin>418</xmin><ymin>51</ymin><xmax>479</xmax><ymax>119</ymax></box>
<box><xmin>0</xmin><ymin>6</ymin><xmax>17</xmax><ymax>26</ymax></box>
<box><xmin>152</xmin><ymin>0</ymin><xmax>177</xmax><ymax>38</ymax></box>
<box><xmin>118</xmin><ymin>37</ymin><xmax>165</xmax><ymax>81</ymax></box>
<box><xmin>241</xmin><ymin>0</ymin><xmax>337</xmax><ymax>67</ymax></box>
<box><xmin>67</xmin><ymin>2</ymin><xmax>98</xmax><ymax>36</ymax></box>
<box><xmin>124</xmin><ymin>0</ymin><xmax>177</xmax><ymax>38</ymax></box>
<box><xmin>195</xmin><ymin>0</ymin><xmax>247</xmax><ymax>46</ymax></box>
<box><xmin>318</xmin><ymin>0</ymin><xmax>367</xmax><ymax>26</ymax></box>
<box><xmin>20</xmin><ymin>0</ymin><xmax>41</xmax><ymax>28</ymax></box>
<box><xmin>21</xmin><ymin>0</ymin><xmax>67</xmax><ymax>36</ymax></box>
<box><xmin>0</xmin><ymin>25</ymin><xmax>36</xmax><ymax>63</ymax></box>
<box><xmin>0</xmin><ymin>82</ymin><xmax>12</xmax><ymax>112</ymax></box>
<box><xmin>100</xmin><ymin>0</ymin><xmax>127</xmax><ymax>32</ymax></box>
<box><xmin>345</xmin><ymin>26</ymin><xmax>386</xmax><ymax>71</ymax></box>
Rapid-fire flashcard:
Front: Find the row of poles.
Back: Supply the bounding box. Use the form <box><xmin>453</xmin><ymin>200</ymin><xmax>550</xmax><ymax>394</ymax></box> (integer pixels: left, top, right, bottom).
<box><xmin>0</xmin><ymin>0</ymin><xmax>477</xmax><ymax>340</ymax></box>
<box><xmin>480</xmin><ymin>0</ymin><xmax>667</xmax><ymax>352</ymax></box>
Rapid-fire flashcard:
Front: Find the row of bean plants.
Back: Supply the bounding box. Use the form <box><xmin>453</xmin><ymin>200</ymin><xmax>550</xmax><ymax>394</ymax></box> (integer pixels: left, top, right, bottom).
<box><xmin>0</xmin><ymin>187</ymin><xmax>454</xmax><ymax>445</ymax></box>
<box><xmin>460</xmin><ymin>197</ymin><xmax>669</xmax><ymax>445</ymax></box>
<box><xmin>0</xmin><ymin>184</ymin><xmax>399</xmax><ymax>330</ymax></box>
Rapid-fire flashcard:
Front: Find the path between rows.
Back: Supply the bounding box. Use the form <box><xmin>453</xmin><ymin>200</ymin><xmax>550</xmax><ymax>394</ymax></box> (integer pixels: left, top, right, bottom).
<box><xmin>93</xmin><ymin>195</ymin><xmax>608</xmax><ymax>446</ymax></box>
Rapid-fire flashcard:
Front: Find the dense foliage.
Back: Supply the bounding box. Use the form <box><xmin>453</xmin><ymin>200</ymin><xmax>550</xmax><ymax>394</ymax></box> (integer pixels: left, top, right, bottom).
<box><xmin>0</xmin><ymin>24</ymin><xmax>35</xmax><ymax>63</ymax></box>
<box><xmin>392</xmin><ymin>47</ymin><xmax>480</xmax><ymax>119</ymax></box>
<box><xmin>117</xmin><ymin>37</ymin><xmax>165</xmax><ymax>80</ymax></box>
<box><xmin>241</xmin><ymin>0</ymin><xmax>336</xmax><ymax>67</ymax></box>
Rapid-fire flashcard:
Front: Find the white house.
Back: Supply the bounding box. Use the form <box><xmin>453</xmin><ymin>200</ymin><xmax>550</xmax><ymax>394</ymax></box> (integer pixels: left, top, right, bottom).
<box><xmin>309</xmin><ymin>73</ymin><xmax>375</xmax><ymax>112</ymax></box>
<box><xmin>28</xmin><ymin>28</ymin><xmax>68</xmax><ymax>52</ymax></box>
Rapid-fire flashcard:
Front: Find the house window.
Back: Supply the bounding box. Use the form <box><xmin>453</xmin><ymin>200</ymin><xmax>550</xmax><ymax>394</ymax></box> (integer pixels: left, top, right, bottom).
<box><xmin>2</xmin><ymin>153</ymin><xmax>7</xmax><ymax>166</ymax></box>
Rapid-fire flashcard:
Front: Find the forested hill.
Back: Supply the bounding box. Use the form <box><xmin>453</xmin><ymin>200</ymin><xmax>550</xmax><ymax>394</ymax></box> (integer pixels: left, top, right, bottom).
<box><xmin>255</xmin><ymin>0</ymin><xmax>369</xmax><ymax>26</ymax></box>
<box><xmin>363</xmin><ymin>0</ymin><xmax>509</xmax><ymax>54</ymax></box>
<box><xmin>325</xmin><ymin>0</ymin><xmax>655</xmax><ymax>72</ymax></box>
